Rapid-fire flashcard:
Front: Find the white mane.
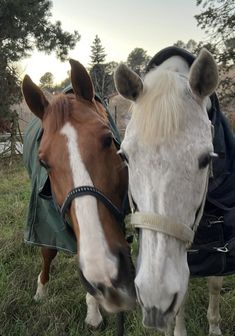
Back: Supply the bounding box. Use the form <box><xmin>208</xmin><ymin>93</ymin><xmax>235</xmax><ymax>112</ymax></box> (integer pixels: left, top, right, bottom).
<box><xmin>132</xmin><ymin>68</ymin><xmax>186</xmax><ymax>146</ymax></box>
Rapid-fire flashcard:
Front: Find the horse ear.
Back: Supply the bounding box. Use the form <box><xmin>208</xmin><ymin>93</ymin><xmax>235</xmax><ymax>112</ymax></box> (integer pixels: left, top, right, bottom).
<box><xmin>22</xmin><ymin>75</ymin><xmax>49</xmax><ymax>119</ymax></box>
<box><xmin>114</xmin><ymin>63</ymin><xmax>143</xmax><ymax>101</ymax></box>
<box><xmin>189</xmin><ymin>48</ymin><xmax>218</xmax><ymax>99</ymax></box>
<box><xmin>69</xmin><ymin>59</ymin><xmax>94</xmax><ymax>102</ymax></box>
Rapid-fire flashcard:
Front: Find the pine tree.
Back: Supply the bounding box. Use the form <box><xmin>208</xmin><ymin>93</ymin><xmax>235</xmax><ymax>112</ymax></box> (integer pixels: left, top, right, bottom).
<box><xmin>90</xmin><ymin>35</ymin><xmax>106</xmax><ymax>65</ymax></box>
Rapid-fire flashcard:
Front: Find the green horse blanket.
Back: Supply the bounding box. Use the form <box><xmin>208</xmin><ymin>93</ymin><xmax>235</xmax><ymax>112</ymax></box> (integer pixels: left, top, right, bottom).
<box><xmin>23</xmin><ymin>116</ymin><xmax>77</xmax><ymax>253</ymax></box>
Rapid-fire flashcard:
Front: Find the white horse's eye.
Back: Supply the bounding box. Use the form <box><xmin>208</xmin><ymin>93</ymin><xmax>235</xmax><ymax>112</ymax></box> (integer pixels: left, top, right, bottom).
<box><xmin>198</xmin><ymin>152</ymin><xmax>212</xmax><ymax>169</ymax></box>
<box><xmin>198</xmin><ymin>151</ymin><xmax>221</xmax><ymax>169</ymax></box>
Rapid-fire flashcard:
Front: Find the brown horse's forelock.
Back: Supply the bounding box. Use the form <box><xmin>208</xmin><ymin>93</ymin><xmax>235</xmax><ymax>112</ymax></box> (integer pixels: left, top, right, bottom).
<box><xmin>43</xmin><ymin>94</ymin><xmax>73</xmax><ymax>132</ymax></box>
<box><xmin>43</xmin><ymin>93</ymin><xmax>108</xmax><ymax>132</ymax></box>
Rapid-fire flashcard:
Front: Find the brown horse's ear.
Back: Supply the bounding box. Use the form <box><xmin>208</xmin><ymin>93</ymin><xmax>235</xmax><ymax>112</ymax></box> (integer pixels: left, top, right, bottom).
<box><xmin>69</xmin><ymin>59</ymin><xmax>94</xmax><ymax>102</ymax></box>
<box><xmin>22</xmin><ymin>75</ymin><xmax>49</xmax><ymax>119</ymax></box>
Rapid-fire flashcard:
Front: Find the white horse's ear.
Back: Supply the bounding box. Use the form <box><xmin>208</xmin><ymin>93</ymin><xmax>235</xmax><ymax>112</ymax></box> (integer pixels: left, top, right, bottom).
<box><xmin>189</xmin><ymin>48</ymin><xmax>218</xmax><ymax>99</ymax></box>
<box><xmin>114</xmin><ymin>64</ymin><xmax>143</xmax><ymax>101</ymax></box>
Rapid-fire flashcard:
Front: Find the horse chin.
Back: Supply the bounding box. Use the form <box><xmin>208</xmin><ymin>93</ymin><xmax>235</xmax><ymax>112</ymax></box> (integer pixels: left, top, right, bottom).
<box><xmin>142</xmin><ymin>306</ymin><xmax>174</xmax><ymax>331</ymax></box>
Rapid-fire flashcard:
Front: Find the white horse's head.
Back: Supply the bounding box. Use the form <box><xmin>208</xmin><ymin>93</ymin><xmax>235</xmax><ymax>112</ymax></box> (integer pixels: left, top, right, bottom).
<box><xmin>115</xmin><ymin>49</ymin><xmax>218</xmax><ymax>330</ymax></box>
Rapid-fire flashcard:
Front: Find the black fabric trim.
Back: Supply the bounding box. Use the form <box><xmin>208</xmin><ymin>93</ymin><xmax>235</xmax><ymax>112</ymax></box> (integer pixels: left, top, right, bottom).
<box><xmin>146</xmin><ymin>46</ymin><xmax>196</xmax><ymax>72</ymax></box>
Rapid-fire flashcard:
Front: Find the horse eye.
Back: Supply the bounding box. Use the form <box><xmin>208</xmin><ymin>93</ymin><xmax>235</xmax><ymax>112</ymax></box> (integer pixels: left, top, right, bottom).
<box><xmin>198</xmin><ymin>153</ymin><xmax>211</xmax><ymax>169</ymax></box>
<box><xmin>39</xmin><ymin>159</ymin><xmax>50</xmax><ymax>170</ymax></box>
<box><xmin>102</xmin><ymin>135</ymin><xmax>113</xmax><ymax>148</ymax></box>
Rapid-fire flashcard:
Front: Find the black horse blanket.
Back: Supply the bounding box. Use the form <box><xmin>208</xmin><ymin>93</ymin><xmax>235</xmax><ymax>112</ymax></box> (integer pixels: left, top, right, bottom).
<box><xmin>147</xmin><ymin>47</ymin><xmax>235</xmax><ymax>276</ymax></box>
<box><xmin>23</xmin><ymin>94</ymin><xmax>120</xmax><ymax>254</ymax></box>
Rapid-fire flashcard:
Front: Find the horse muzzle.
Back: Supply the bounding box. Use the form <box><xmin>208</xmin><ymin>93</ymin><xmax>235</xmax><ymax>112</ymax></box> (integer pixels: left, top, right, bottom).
<box><xmin>79</xmin><ymin>269</ymin><xmax>136</xmax><ymax>313</ymax></box>
<box><xmin>96</xmin><ymin>284</ymin><xmax>136</xmax><ymax>313</ymax></box>
<box><xmin>142</xmin><ymin>305</ymin><xmax>175</xmax><ymax>330</ymax></box>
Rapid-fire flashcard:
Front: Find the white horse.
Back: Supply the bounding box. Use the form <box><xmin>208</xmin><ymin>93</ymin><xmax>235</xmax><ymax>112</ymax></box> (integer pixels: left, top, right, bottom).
<box><xmin>115</xmin><ymin>48</ymin><xmax>221</xmax><ymax>335</ymax></box>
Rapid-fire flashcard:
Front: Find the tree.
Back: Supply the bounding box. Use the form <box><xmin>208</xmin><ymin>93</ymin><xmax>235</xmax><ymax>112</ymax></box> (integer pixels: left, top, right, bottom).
<box><xmin>127</xmin><ymin>48</ymin><xmax>151</xmax><ymax>76</ymax></box>
<box><xmin>39</xmin><ymin>72</ymin><xmax>54</xmax><ymax>91</ymax></box>
<box><xmin>90</xmin><ymin>61</ymin><xmax>118</xmax><ymax>99</ymax></box>
<box><xmin>0</xmin><ymin>62</ymin><xmax>21</xmax><ymax>120</ymax></box>
<box><xmin>195</xmin><ymin>0</ymin><xmax>235</xmax><ymax>104</ymax></box>
<box><xmin>174</xmin><ymin>39</ymin><xmax>198</xmax><ymax>53</ymax></box>
<box><xmin>174</xmin><ymin>40</ymin><xmax>187</xmax><ymax>50</ymax></box>
<box><xmin>90</xmin><ymin>35</ymin><xmax>106</xmax><ymax>65</ymax></box>
<box><xmin>89</xmin><ymin>36</ymin><xmax>116</xmax><ymax>99</ymax></box>
<box><xmin>174</xmin><ymin>39</ymin><xmax>218</xmax><ymax>55</ymax></box>
<box><xmin>0</xmin><ymin>0</ymin><xmax>80</xmax><ymax>123</ymax></box>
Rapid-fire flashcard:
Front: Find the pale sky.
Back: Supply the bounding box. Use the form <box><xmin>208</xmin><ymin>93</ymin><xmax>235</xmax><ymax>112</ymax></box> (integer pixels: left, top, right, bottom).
<box><xmin>20</xmin><ymin>0</ymin><xmax>207</xmax><ymax>84</ymax></box>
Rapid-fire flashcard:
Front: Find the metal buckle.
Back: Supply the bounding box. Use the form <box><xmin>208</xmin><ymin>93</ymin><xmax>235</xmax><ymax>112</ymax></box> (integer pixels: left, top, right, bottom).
<box><xmin>208</xmin><ymin>216</ymin><xmax>223</xmax><ymax>225</ymax></box>
<box><xmin>214</xmin><ymin>244</ymin><xmax>229</xmax><ymax>253</ymax></box>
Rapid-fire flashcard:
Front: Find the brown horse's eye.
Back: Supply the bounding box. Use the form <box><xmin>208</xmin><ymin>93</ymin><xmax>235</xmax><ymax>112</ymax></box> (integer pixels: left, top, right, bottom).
<box><xmin>102</xmin><ymin>135</ymin><xmax>113</xmax><ymax>148</ymax></box>
<box><xmin>39</xmin><ymin>159</ymin><xmax>50</xmax><ymax>170</ymax></box>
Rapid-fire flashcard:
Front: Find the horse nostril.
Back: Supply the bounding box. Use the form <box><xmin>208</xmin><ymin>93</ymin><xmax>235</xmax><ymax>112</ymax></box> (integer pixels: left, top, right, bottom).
<box><xmin>165</xmin><ymin>293</ymin><xmax>178</xmax><ymax>315</ymax></box>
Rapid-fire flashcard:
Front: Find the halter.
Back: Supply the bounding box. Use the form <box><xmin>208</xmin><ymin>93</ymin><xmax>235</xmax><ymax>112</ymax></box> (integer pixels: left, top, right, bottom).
<box><xmin>125</xmin><ymin>173</ymin><xmax>209</xmax><ymax>246</ymax></box>
<box><xmin>60</xmin><ymin>185</ymin><xmax>125</xmax><ymax>223</ymax></box>
<box><xmin>125</xmin><ymin>125</ymin><xmax>215</xmax><ymax>247</ymax></box>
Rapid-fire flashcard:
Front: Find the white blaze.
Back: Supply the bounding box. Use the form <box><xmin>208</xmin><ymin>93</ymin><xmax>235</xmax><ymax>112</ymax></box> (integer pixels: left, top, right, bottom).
<box><xmin>61</xmin><ymin>122</ymin><xmax>118</xmax><ymax>286</ymax></box>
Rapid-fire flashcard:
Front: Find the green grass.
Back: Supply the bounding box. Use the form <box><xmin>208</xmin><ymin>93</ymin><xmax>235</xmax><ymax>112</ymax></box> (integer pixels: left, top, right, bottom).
<box><xmin>0</xmin><ymin>158</ymin><xmax>235</xmax><ymax>336</ymax></box>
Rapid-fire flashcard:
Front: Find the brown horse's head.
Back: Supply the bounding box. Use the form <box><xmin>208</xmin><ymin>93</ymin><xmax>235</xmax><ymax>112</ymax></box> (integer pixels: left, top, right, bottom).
<box><xmin>22</xmin><ymin>60</ymin><xmax>136</xmax><ymax>312</ymax></box>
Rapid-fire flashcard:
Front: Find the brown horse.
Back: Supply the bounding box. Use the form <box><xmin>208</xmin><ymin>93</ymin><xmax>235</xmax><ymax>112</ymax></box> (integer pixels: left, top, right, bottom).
<box><xmin>22</xmin><ymin>59</ymin><xmax>136</xmax><ymax>328</ymax></box>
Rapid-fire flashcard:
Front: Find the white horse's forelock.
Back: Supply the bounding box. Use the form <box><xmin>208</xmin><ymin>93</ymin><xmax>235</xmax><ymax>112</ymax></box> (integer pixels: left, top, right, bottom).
<box><xmin>132</xmin><ymin>68</ymin><xmax>186</xmax><ymax>146</ymax></box>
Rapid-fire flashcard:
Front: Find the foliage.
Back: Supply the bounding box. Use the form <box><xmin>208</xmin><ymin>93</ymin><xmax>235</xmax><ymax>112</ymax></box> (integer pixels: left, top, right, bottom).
<box><xmin>39</xmin><ymin>72</ymin><xmax>54</xmax><ymax>92</ymax></box>
<box><xmin>174</xmin><ymin>39</ymin><xmax>199</xmax><ymax>53</ymax></box>
<box><xmin>0</xmin><ymin>0</ymin><xmax>80</xmax><ymax>123</ymax></box>
<box><xmin>127</xmin><ymin>48</ymin><xmax>151</xmax><ymax>76</ymax></box>
<box><xmin>0</xmin><ymin>159</ymin><xmax>235</xmax><ymax>335</ymax></box>
<box><xmin>195</xmin><ymin>0</ymin><xmax>235</xmax><ymax>104</ymax></box>
<box><xmin>0</xmin><ymin>62</ymin><xmax>21</xmax><ymax>121</ymax></box>
<box><xmin>174</xmin><ymin>39</ymin><xmax>219</xmax><ymax>56</ymax></box>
